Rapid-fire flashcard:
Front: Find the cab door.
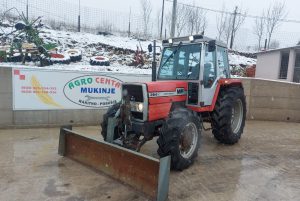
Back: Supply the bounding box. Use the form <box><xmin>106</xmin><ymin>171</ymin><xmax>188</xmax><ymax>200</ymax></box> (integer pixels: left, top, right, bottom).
<box><xmin>200</xmin><ymin>44</ymin><xmax>218</xmax><ymax>106</ymax></box>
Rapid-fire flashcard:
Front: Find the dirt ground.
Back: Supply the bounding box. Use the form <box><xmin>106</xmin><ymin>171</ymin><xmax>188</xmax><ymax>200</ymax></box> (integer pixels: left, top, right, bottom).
<box><xmin>0</xmin><ymin>120</ymin><xmax>300</xmax><ymax>201</ymax></box>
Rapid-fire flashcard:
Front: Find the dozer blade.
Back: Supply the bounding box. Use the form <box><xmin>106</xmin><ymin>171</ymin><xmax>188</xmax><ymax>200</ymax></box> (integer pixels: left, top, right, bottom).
<box><xmin>58</xmin><ymin>126</ymin><xmax>170</xmax><ymax>201</ymax></box>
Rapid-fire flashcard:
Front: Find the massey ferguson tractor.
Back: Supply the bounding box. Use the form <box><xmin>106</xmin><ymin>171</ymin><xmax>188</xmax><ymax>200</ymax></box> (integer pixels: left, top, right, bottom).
<box><xmin>100</xmin><ymin>35</ymin><xmax>246</xmax><ymax>171</ymax></box>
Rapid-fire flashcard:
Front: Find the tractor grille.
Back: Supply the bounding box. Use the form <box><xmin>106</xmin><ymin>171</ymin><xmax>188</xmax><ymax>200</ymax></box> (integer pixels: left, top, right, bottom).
<box><xmin>132</xmin><ymin>112</ymin><xmax>143</xmax><ymax>119</ymax></box>
<box><xmin>122</xmin><ymin>84</ymin><xmax>145</xmax><ymax>121</ymax></box>
<box><xmin>122</xmin><ymin>84</ymin><xmax>144</xmax><ymax>102</ymax></box>
<box><xmin>188</xmin><ymin>82</ymin><xmax>199</xmax><ymax>105</ymax></box>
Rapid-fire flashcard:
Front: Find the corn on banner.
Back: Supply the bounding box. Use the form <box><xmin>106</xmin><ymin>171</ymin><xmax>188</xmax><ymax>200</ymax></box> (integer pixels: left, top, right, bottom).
<box><xmin>12</xmin><ymin>68</ymin><xmax>151</xmax><ymax>110</ymax></box>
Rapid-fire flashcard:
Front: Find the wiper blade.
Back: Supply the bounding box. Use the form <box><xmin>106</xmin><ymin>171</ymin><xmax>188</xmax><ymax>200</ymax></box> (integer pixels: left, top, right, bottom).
<box><xmin>161</xmin><ymin>42</ymin><xmax>183</xmax><ymax>68</ymax></box>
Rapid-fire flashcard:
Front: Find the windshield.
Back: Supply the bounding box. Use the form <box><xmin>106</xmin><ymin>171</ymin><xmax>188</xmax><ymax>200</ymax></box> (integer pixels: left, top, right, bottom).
<box><xmin>157</xmin><ymin>44</ymin><xmax>202</xmax><ymax>80</ymax></box>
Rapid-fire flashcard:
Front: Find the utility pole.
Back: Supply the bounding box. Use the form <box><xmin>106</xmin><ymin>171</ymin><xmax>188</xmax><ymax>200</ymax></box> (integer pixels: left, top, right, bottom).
<box><xmin>159</xmin><ymin>0</ymin><xmax>165</xmax><ymax>39</ymax></box>
<box><xmin>229</xmin><ymin>6</ymin><xmax>238</xmax><ymax>49</ymax></box>
<box><xmin>78</xmin><ymin>0</ymin><xmax>81</xmax><ymax>32</ymax></box>
<box><xmin>26</xmin><ymin>0</ymin><xmax>29</xmax><ymax>20</ymax></box>
<box><xmin>128</xmin><ymin>7</ymin><xmax>131</xmax><ymax>37</ymax></box>
<box><xmin>170</xmin><ymin>0</ymin><xmax>177</xmax><ymax>38</ymax></box>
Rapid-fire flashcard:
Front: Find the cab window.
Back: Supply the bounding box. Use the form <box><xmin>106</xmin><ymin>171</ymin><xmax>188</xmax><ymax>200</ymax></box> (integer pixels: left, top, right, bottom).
<box><xmin>203</xmin><ymin>45</ymin><xmax>217</xmax><ymax>88</ymax></box>
<box><xmin>217</xmin><ymin>47</ymin><xmax>230</xmax><ymax>78</ymax></box>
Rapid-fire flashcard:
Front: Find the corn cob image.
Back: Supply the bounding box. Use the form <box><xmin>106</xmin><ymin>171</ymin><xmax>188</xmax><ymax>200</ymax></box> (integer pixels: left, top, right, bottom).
<box><xmin>31</xmin><ymin>76</ymin><xmax>62</xmax><ymax>108</ymax></box>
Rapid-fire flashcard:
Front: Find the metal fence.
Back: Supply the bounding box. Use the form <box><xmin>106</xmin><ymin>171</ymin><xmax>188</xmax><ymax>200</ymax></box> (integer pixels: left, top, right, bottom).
<box><xmin>1</xmin><ymin>0</ymin><xmax>300</xmax><ymax>52</ymax></box>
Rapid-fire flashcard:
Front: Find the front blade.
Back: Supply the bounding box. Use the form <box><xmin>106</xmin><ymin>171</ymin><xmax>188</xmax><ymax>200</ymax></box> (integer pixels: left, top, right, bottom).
<box><xmin>58</xmin><ymin>127</ymin><xmax>170</xmax><ymax>200</ymax></box>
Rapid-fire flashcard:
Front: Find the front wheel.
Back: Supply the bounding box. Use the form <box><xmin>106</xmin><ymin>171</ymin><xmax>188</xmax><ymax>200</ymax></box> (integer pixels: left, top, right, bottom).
<box><xmin>211</xmin><ymin>86</ymin><xmax>246</xmax><ymax>144</ymax></box>
<box><xmin>157</xmin><ymin>108</ymin><xmax>201</xmax><ymax>171</ymax></box>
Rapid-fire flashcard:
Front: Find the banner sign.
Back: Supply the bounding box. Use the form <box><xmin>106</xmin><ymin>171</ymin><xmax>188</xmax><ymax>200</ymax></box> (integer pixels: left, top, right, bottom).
<box><xmin>12</xmin><ymin>68</ymin><xmax>150</xmax><ymax>110</ymax></box>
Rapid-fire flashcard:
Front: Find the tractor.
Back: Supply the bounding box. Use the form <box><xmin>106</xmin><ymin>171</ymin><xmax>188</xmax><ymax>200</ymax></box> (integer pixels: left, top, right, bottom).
<box><xmin>101</xmin><ymin>35</ymin><xmax>246</xmax><ymax>171</ymax></box>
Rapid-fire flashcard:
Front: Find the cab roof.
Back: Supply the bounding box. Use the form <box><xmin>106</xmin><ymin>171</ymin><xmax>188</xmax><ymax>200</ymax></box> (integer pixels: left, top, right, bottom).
<box><xmin>162</xmin><ymin>34</ymin><xmax>227</xmax><ymax>48</ymax></box>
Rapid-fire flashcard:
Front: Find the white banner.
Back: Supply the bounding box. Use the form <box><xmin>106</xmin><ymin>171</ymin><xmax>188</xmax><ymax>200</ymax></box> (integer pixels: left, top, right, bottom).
<box><xmin>12</xmin><ymin>68</ymin><xmax>151</xmax><ymax>110</ymax></box>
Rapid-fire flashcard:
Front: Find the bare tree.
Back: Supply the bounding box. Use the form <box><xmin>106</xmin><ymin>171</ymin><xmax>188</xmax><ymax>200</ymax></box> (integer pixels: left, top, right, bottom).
<box><xmin>165</xmin><ymin>10</ymin><xmax>173</xmax><ymax>37</ymax></box>
<box><xmin>175</xmin><ymin>4</ymin><xmax>189</xmax><ymax>36</ymax></box>
<box><xmin>253</xmin><ymin>12</ymin><xmax>266</xmax><ymax>50</ymax></box>
<box><xmin>140</xmin><ymin>0</ymin><xmax>152</xmax><ymax>37</ymax></box>
<box><xmin>156</xmin><ymin>9</ymin><xmax>161</xmax><ymax>38</ymax></box>
<box><xmin>223</xmin><ymin>14</ymin><xmax>233</xmax><ymax>46</ymax></box>
<box><xmin>230</xmin><ymin>7</ymin><xmax>246</xmax><ymax>49</ymax></box>
<box><xmin>216</xmin><ymin>5</ymin><xmax>228</xmax><ymax>41</ymax></box>
<box><xmin>194</xmin><ymin>8</ymin><xmax>207</xmax><ymax>34</ymax></box>
<box><xmin>187</xmin><ymin>7</ymin><xmax>207</xmax><ymax>35</ymax></box>
<box><xmin>265</xmin><ymin>1</ymin><xmax>287</xmax><ymax>48</ymax></box>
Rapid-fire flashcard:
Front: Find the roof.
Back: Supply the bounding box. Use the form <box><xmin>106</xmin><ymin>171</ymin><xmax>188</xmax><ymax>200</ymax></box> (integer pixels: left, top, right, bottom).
<box><xmin>257</xmin><ymin>45</ymin><xmax>300</xmax><ymax>55</ymax></box>
<box><xmin>162</xmin><ymin>34</ymin><xmax>227</xmax><ymax>48</ymax></box>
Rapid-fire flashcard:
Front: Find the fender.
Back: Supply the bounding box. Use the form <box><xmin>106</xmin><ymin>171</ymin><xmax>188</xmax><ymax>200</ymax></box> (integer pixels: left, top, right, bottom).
<box><xmin>187</xmin><ymin>78</ymin><xmax>243</xmax><ymax>112</ymax></box>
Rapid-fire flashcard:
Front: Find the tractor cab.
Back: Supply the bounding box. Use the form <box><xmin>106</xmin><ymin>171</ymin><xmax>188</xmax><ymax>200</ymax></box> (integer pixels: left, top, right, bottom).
<box><xmin>157</xmin><ymin>35</ymin><xmax>230</xmax><ymax>106</ymax></box>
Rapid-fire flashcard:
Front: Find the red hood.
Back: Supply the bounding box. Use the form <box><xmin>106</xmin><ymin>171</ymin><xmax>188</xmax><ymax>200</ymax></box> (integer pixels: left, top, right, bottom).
<box><xmin>145</xmin><ymin>81</ymin><xmax>188</xmax><ymax>92</ymax></box>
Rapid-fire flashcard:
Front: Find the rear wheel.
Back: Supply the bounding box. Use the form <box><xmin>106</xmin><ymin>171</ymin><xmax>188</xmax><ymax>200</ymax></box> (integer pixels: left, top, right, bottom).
<box><xmin>101</xmin><ymin>103</ymin><xmax>121</xmax><ymax>141</ymax></box>
<box><xmin>211</xmin><ymin>86</ymin><xmax>246</xmax><ymax>144</ymax></box>
<box><xmin>157</xmin><ymin>108</ymin><xmax>201</xmax><ymax>171</ymax></box>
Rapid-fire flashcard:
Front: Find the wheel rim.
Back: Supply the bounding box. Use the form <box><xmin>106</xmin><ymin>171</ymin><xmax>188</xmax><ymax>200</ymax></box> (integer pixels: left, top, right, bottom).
<box><xmin>179</xmin><ymin>122</ymin><xmax>198</xmax><ymax>159</ymax></box>
<box><xmin>231</xmin><ymin>99</ymin><xmax>243</xmax><ymax>134</ymax></box>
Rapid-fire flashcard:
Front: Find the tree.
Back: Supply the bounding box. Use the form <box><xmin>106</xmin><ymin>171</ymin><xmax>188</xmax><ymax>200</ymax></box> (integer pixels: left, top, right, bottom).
<box><xmin>253</xmin><ymin>11</ymin><xmax>266</xmax><ymax>50</ymax></box>
<box><xmin>187</xmin><ymin>6</ymin><xmax>207</xmax><ymax>35</ymax></box>
<box><xmin>156</xmin><ymin>9</ymin><xmax>162</xmax><ymax>38</ymax></box>
<box><xmin>216</xmin><ymin>5</ymin><xmax>228</xmax><ymax>41</ymax></box>
<box><xmin>223</xmin><ymin>14</ymin><xmax>233</xmax><ymax>46</ymax></box>
<box><xmin>140</xmin><ymin>0</ymin><xmax>152</xmax><ymax>37</ymax></box>
<box><xmin>175</xmin><ymin>4</ymin><xmax>189</xmax><ymax>36</ymax></box>
<box><xmin>265</xmin><ymin>1</ymin><xmax>287</xmax><ymax>49</ymax></box>
<box><xmin>229</xmin><ymin>7</ymin><xmax>246</xmax><ymax>49</ymax></box>
<box><xmin>165</xmin><ymin>10</ymin><xmax>173</xmax><ymax>37</ymax></box>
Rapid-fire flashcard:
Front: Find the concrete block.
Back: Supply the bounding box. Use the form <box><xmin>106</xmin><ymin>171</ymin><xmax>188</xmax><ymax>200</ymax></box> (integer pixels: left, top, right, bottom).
<box><xmin>0</xmin><ymin>67</ymin><xmax>12</xmax><ymax>93</ymax></box>
<box><xmin>249</xmin><ymin>108</ymin><xmax>290</xmax><ymax>122</ymax></box>
<box><xmin>250</xmin><ymin>96</ymin><xmax>300</xmax><ymax>110</ymax></box>
<box><xmin>14</xmin><ymin>111</ymin><xmax>49</xmax><ymax>125</ymax></box>
<box><xmin>0</xmin><ymin>110</ymin><xmax>13</xmax><ymax>125</ymax></box>
<box><xmin>0</xmin><ymin>93</ymin><xmax>12</xmax><ymax>109</ymax></box>
<box><xmin>251</xmin><ymin>85</ymin><xmax>300</xmax><ymax>98</ymax></box>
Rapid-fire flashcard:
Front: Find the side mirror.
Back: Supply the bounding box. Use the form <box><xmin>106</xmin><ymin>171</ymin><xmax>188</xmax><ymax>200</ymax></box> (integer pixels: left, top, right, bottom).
<box><xmin>148</xmin><ymin>43</ymin><xmax>153</xmax><ymax>52</ymax></box>
<box><xmin>208</xmin><ymin>40</ymin><xmax>216</xmax><ymax>52</ymax></box>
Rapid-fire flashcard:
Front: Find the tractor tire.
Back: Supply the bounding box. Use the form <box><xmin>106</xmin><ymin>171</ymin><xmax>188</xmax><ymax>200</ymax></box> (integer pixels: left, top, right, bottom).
<box><xmin>43</xmin><ymin>53</ymin><xmax>71</xmax><ymax>65</ymax></box>
<box><xmin>7</xmin><ymin>53</ymin><xmax>22</xmax><ymax>62</ymax></box>
<box><xmin>211</xmin><ymin>86</ymin><xmax>246</xmax><ymax>144</ymax></box>
<box><xmin>157</xmin><ymin>108</ymin><xmax>201</xmax><ymax>171</ymax></box>
<box><xmin>101</xmin><ymin>102</ymin><xmax>121</xmax><ymax>141</ymax></box>
<box><xmin>65</xmin><ymin>49</ymin><xmax>82</xmax><ymax>62</ymax></box>
<box><xmin>90</xmin><ymin>56</ymin><xmax>110</xmax><ymax>66</ymax></box>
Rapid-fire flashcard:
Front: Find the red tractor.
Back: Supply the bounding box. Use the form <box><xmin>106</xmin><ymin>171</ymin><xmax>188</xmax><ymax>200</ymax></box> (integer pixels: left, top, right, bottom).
<box><xmin>101</xmin><ymin>35</ymin><xmax>246</xmax><ymax>170</ymax></box>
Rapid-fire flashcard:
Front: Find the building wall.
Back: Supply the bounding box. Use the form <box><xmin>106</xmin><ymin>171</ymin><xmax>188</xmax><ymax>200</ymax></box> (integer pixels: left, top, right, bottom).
<box><xmin>287</xmin><ymin>49</ymin><xmax>296</xmax><ymax>82</ymax></box>
<box><xmin>256</xmin><ymin>51</ymin><xmax>282</xmax><ymax>81</ymax></box>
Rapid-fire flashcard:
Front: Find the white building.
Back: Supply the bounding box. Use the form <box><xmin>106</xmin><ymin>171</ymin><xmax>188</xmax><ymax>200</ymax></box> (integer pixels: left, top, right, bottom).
<box><xmin>256</xmin><ymin>46</ymin><xmax>300</xmax><ymax>82</ymax></box>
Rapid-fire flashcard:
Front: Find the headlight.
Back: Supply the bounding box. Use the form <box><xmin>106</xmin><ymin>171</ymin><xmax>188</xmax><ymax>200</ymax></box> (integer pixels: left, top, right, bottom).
<box><xmin>138</xmin><ymin>103</ymin><xmax>143</xmax><ymax>112</ymax></box>
<box><xmin>131</xmin><ymin>102</ymin><xmax>143</xmax><ymax>112</ymax></box>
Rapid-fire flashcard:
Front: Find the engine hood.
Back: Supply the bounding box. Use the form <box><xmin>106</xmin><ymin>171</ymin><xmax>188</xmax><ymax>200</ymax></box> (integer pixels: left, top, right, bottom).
<box><xmin>146</xmin><ymin>81</ymin><xmax>188</xmax><ymax>93</ymax></box>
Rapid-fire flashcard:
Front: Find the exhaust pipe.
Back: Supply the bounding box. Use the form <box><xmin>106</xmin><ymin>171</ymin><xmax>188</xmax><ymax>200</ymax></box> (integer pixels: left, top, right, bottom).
<box><xmin>152</xmin><ymin>40</ymin><xmax>157</xmax><ymax>81</ymax></box>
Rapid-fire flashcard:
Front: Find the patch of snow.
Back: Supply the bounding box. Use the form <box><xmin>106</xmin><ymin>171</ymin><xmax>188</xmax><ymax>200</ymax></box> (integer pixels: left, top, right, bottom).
<box><xmin>228</xmin><ymin>53</ymin><xmax>257</xmax><ymax>66</ymax></box>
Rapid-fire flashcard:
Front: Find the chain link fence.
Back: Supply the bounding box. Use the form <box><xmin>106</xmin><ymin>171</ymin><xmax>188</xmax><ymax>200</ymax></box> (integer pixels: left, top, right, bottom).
<box><xmin>1</xmin><ymin>0</ymin><xmax>300</xmax><ymax>52</ymax></box>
